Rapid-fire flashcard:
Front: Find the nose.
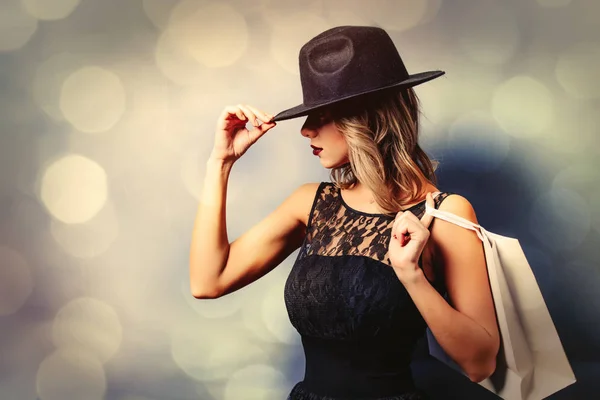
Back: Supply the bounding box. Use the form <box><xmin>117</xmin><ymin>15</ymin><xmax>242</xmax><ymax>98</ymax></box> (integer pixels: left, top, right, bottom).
<box><xmin>300</xmin><ymin>118</ymin><xmax>318</xmax><ymax>138</ymax></box>
<box><xmin>301</xmin><ymin>126</ymin><xmax>317</xmax><ymax>138</ymax></box>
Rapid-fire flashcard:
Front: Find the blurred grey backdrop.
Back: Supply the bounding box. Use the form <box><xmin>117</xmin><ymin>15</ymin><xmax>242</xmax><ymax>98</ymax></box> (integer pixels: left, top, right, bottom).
<box><xmin>0</xmin><ymin>0</ymin><xmax>599</xmax><ymax>399</ymax></box>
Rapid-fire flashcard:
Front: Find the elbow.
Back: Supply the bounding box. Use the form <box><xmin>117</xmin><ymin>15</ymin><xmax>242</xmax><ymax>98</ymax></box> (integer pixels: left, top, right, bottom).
<box><xmin>464</xmin><ymin>344</ymin><xmax>498</xmax><ymax>383</ymax></box>
<box><xmin>191</xmin><ymin>289</ymin><xmax>219</xmax><ymax>299</ymax></box>
<box><xmin>189</xmin><ymin>265</ymin><xmax>221</xmax><ymax>299</ymax></box>
<box><xmin>190</xmin><ymin>279</ymin><xmax>221</xmax><ymax>299</ymax></box>
<box><xmin>466</xmin><ymin>358</ymin><xmax>496</xmax><ymax>383</ymax></box>
<box><xmin>466</xmin><ymin>331</ymin><xmax>500</xmax><ymax>383</ymax></box>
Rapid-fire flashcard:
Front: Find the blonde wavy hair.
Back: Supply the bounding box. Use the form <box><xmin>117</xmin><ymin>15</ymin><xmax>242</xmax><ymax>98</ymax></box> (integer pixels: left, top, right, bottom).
<box><xmin>326</xmin><ymin>87</ymin><xmax>439</xmax><ymax>216</ymax></box>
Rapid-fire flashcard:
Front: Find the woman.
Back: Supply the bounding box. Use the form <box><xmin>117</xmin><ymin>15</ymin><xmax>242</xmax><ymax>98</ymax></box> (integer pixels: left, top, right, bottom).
<box><xmin>189</xmin><ymin>26</ymin><xmax>499</xmax><ymax>400</ymax></box>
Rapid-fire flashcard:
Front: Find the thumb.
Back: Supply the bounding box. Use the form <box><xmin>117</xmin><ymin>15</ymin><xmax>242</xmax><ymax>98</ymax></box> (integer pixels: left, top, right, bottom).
<box><xmin>420</xmin><ymin>192</ymin><xmax>436</xmax><ymax>229</ymax></box>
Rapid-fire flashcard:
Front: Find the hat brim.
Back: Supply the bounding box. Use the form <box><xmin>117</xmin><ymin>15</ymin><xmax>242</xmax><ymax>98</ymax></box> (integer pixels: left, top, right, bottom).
<box><xmin>272</xmin><ymin>70</ymin><xmax>445</xmax><ymax>122</ymax></box>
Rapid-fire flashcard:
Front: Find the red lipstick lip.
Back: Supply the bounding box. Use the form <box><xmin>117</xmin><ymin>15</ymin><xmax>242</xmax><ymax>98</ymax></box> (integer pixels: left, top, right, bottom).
<box><xmin>310</xmin><ymin>145</ymin><xmax>322</xmax><ymax>150</ymax></box>
<box><xmin>312</xmin><ymin>148</ymin><xmax>322</xmax><ymax>156</ymax></box>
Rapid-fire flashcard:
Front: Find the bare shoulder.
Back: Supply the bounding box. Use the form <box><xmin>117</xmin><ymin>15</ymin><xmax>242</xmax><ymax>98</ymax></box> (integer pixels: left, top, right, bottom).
<box><xmin>435</xmin><ymin>193</ymin><xmax>477</xmax><ymax>221</ymax></box>
<box><xmin>430</xmin><ymin>193</ymin><xmax>478</xmax><ymax>242</ymax></box>
<box><xmin>289</xmin><ymin>182</ymin><xmax>322</xmax><ymax>227</ymax></box>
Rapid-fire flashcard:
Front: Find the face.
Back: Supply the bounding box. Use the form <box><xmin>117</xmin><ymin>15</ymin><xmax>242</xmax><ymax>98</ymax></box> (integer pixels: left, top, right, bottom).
<box><xmin>300</xmin><ymin>107</ymin><xmax>350</xmax><ymax>169</ymax></box>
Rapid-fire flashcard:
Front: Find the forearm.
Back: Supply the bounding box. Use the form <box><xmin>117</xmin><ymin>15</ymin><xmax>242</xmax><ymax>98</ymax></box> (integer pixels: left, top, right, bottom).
<box><xmin>189</xmin><ymin>155</ymin><xmax>234</xmax><ymax>298</ymax></box>
<box><xmin>401</xmin><ymin>269</ymin><xmax>497</xmax><ymax>382</ymax></box>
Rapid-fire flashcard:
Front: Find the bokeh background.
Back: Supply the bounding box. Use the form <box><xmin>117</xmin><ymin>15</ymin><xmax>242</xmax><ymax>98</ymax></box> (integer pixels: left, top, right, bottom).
<box><xmin>1</xmin><ymin>0</ymin><xmax>599</xmax><ymax>399</ymax></box>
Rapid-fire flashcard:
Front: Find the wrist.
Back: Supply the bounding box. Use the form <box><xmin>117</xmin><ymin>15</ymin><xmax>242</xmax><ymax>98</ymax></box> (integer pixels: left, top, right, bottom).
<box><xmin>395</xmin><ymin>266</ymin><xmax>427</xmax><ymax>288</ymax></box>
<box><xmin>207</xmin><ymin>154</ymin><xmax>235</xmax><ymax>171</ymax></box>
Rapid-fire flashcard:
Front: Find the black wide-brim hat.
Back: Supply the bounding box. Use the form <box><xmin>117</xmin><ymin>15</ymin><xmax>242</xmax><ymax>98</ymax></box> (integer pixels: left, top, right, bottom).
<box><xmin>272</xmin><ymin>25</ymin><xmax>445</xmax><ymax>122</ymax></box>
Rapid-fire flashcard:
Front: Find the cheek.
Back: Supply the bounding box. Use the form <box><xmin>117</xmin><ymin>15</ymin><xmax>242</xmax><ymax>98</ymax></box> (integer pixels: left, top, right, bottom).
<box><xmin>334</xmin><ymin>137</ymin><xmax>349</xmax><ymax>157</ymax></box>
<box><xmin>329</xmin><ymin>129</ymin><xmax>348</xmax><ymax>150</ymax></box>
<box><xmin>327</xmin><ymin>144</ymin><xmax>350</xmax><ymax>167</ymax></box>
<box><xmin>320</xmin><ymin>124</ymin><xmax>349</xmax><ymax>160</ymax></box>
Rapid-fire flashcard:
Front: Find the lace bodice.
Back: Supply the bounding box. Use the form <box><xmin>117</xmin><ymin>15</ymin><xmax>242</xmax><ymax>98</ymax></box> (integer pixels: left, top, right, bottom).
<box><xmin>298</xmin><ymin>182</ymin><xmax>451</xmax><ymax>268</ymax></box>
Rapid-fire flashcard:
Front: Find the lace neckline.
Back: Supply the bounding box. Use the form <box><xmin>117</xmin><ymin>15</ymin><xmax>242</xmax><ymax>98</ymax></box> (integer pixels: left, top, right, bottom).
<box><xmin>335</xmin><ymin>184</ymin><xmax>426</xmax><ymax>219</ymax></box>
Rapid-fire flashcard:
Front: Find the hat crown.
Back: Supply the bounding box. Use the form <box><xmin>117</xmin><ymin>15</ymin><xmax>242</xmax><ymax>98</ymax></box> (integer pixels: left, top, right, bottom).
<box><xmin>271</xmin><ymin>25</ymin><xmax>444</xmax><ymax>122</ymax></box>
<box><xmin>299</xmin><ymin>26</ymin><xmax>409</xmax><ymax>106</ymax></box>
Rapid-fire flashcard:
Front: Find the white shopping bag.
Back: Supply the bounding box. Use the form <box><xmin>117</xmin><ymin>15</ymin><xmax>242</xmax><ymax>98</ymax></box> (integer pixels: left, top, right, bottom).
<box><xmin>424</xmin><ymin>194</ymin><xmax>576</xmax><ymax>400</ymax></box>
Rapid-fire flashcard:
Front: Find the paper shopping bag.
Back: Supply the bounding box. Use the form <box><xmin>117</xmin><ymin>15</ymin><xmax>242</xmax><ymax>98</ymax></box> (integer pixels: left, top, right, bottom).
<box><xmin>423</xmin><ymin>195</ymin><xmax>576</xmax><ymax>400</ymax></box>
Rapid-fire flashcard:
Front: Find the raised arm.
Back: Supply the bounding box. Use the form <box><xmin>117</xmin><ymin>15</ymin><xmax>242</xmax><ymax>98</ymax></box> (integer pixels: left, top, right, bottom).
<box><xmin>189</xmin><ymin>103</ymin><xmax>317</xmax><ymax>298</ymax></box>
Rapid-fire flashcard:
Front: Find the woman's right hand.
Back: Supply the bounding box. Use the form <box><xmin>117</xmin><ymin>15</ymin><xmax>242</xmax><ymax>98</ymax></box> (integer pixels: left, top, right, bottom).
<box><xmin>211</xmin><ymin>104</ymin><xmax>277</xmax><ymax>163</ymax></box>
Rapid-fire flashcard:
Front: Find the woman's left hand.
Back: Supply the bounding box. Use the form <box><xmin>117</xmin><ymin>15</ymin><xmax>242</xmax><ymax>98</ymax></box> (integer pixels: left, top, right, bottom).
<box><xmin>389</xmin><ymin>192</ymin><xmax>436</xmax><ymax>285</ymax></box>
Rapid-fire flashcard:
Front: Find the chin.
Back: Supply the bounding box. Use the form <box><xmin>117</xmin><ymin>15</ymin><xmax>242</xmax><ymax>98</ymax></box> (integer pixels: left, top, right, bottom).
<box><xmin>320</xmin><ymin>158</ymin><xmax>348</xmax><ymax>169</ymax></box>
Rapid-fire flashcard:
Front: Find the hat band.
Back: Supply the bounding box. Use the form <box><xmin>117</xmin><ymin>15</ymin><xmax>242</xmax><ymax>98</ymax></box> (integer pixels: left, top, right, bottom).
<box><xmin>302</xmin><ymin>76</ymin><xmax>411</xmax><ymax>107</ymax></box>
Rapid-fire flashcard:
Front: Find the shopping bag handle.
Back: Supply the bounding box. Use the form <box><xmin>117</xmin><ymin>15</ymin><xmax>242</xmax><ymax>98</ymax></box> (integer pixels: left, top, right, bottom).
<box><xmin>427</xmin><ymin>192</ymin><xmax>488</xmax><ymax>243</ymax></box>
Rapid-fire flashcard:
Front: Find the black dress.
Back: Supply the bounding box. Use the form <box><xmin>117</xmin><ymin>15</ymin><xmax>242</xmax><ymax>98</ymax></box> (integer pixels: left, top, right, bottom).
<box><xmin>284</xmin><ymin>182</ymin><xmax>453</xmax><ymax>400</ymax></box>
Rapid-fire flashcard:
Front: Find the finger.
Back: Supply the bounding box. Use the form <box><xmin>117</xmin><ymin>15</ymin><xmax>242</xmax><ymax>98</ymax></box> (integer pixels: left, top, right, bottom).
<box><xmin>392</xmin><ymin>212</ymin><xmax>411</xmax><ymax>241</ymax></box>
<box><xmin>246</xmin><ymin>105</ymin><xmax>274</xmax><ymax>123</ymax></box>
<box><xmin>217</xmin><ymin>106</ymin><xmax>246</xmax><ymax>131</ymax></box>
<box><xmin>391</xmin><ymin>211</ymin><xmax>403</xmax><ymax>239</ymax></box>
<box><xmin>222</xmin><ymin>105</ymin><xmax>246</xmax><ymax>121</ymax></box>
<box><xmin>405</xmin><ymin>211</ymin><xmax>433</xmax><ymax>237</ymax></box>
<box><xmin>419</xmin><ymin>192</ymin><xmax>436</xmax><ymax>229</ymax></box>
<box><xmin>396</xmin><ymin>220</ymin><xmax>412</xmax><ymax>246</ymax></box>
<box><xmin>248</xmin><ymin>120</ymin><xmax>277</xmax><ymax>142</ymax></box>
<box><xmin>400</xmin><ymin>213</ymin><xmax>421</xmax><ymax>235</ymax></box>
<box><xmin>237</xmin><ymin>104</ymin><xmax>259</xmax><ymax>127</ymax></box>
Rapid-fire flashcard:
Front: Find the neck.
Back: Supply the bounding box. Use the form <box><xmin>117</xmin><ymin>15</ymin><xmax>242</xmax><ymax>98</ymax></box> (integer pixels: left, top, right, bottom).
<box><xmin>347</xmin><ymin>182</ymin><xmax>376</xmax><ymax>203</ymax></box>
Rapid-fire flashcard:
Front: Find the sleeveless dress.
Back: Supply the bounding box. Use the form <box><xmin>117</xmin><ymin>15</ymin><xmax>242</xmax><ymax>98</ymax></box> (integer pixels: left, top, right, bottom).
<box><xmin>284</xmin><ymin>182</ymin><xmax>453</xmax><ymax>400</ymax></box>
